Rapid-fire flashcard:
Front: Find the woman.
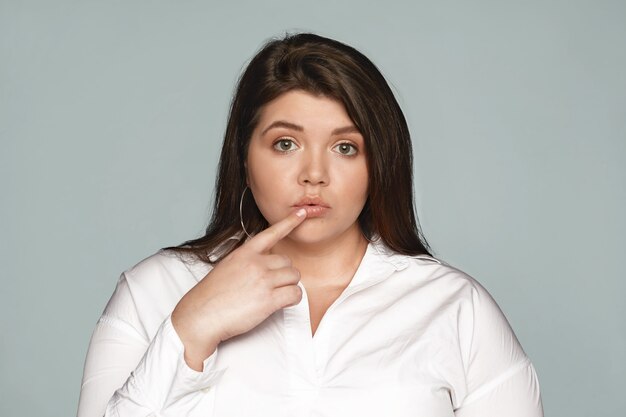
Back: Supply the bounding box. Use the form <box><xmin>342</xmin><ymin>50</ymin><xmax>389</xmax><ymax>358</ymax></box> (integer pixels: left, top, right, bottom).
<box><xmin>78</xmin><ymin>33</ymin><xmax>543</xmax><ymax>416</ymax></box>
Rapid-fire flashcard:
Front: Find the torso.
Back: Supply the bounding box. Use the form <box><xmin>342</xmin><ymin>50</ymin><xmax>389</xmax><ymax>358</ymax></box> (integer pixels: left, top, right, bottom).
<box><xmin>108</xmin><ymin>244</ymin><xmax>536</xmax><ymax>417</ymax></box>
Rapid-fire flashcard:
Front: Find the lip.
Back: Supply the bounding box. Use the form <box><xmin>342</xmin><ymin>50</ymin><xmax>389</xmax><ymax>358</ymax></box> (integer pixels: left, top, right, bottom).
<box><xmin>292</xmin><ymin>196</ymin><xmax>330</xmax><ymax>218</ymax></box>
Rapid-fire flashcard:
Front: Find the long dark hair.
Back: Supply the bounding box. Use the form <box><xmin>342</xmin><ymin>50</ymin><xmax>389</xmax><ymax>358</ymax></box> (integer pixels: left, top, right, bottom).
<box><xmin>163</xmin><ymin>32</ymin><xmax>432</xmax><ymax>263</ymax></box>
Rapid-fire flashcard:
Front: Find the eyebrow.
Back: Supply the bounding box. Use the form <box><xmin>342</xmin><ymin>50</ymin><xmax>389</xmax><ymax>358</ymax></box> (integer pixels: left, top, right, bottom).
<box><xmin>260</xmin><ymin>120</ymin><xmax>361</xmax><ymax>136</ymax></box>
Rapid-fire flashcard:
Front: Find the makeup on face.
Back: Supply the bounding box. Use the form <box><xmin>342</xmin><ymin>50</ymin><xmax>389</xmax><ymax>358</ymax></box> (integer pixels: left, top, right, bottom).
<box><xmin>291</xmin><ymin>196</ymin><xmax>331</xmax><ymax>218</ymax></box>
<box><xmin>246</xmin><ymin>90</ymin><xmax>368</xmax><ymax>245</ymax></box>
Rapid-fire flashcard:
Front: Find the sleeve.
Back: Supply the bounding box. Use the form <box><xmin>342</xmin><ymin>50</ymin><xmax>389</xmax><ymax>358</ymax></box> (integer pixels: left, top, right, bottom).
<box><xmin>77</xmin><ymin>273</ymin><xmax>226</xmax><ymax>417</ymax></box>
<box><xmin>453</xmin><ymin>280</ymin><xmax>544</xmax><ymax>417</ymax></box>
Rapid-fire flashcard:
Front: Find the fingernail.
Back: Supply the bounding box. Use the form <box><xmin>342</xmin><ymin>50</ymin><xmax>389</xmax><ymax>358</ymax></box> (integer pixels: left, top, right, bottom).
<box><xmin>295</xmin><ymin>208</ymin><xmax>306</xmax><ymax>218</ymax></box>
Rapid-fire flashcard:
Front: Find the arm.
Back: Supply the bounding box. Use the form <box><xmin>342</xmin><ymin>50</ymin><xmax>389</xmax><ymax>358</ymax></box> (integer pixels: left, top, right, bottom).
<box><xmin>454</xmin><ymin>360</ymin><xmax>542</xmax><ymax>417</ymax></box>
<box><xmin>454</xmin><ymin>280</ymin><xmax>543</xmax><ymax>416</ymax></box>
<box><xmin>78</xmin><ymin>210</ymin><xmax>307</xmax><ymax>416</ymax></box>
<box><xmin>77</xmin><ymin>274</ymin><xmax>224</xmax><ymax>417</ymax></box>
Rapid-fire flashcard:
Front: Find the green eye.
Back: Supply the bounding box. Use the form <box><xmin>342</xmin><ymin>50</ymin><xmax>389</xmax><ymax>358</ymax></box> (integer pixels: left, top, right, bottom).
<box><xmin>273</xmin><ymin>139</ymin><xmax>297</xmax><ymax>152</ymax></box>
<box><xmin>334</xmin><ymin>143</ymin><xmax>357</xmax><ymax>156</ymax></box>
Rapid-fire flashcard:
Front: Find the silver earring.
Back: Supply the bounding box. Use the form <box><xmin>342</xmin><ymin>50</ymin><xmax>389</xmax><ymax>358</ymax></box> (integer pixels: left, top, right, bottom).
<box><xmin>239</xmin><ymin>186</ymin><xmax>253</xmax><ymax>238</ymax></box>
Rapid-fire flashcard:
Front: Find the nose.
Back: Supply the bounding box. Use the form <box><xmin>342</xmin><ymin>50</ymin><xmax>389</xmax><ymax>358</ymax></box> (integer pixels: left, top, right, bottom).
<box><xmin>298</xmin><ymin>149</ymin><xmax>329</xmax><ymax>186</ymax></box>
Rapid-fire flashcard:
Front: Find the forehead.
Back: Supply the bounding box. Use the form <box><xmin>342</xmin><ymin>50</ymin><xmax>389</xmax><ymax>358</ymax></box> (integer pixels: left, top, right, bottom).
<box><xmin>255</xmin><ymin>90</ymin><xmax>356</xmax><ymax>132</ymax></box>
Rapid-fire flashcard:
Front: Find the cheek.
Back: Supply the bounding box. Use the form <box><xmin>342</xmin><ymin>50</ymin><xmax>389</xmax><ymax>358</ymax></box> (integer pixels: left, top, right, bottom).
<box><xmin>249</xmin><ymin>160</ymin><xmax>293</xmax><ymax>193</ymax></box>
<box><xmin>247</xmin><ymin>163</ymin><xmax>295</xmax><ymax>222</ymax></box>
<box><xmin>247</xmin><ymin>149</ymin><xmax>273</xmax><ymax>189</ymax></box>
<box><xmin>336</xmin><ymin>164</ymin><xmax>369</xmax><ymax>200</ymax></box>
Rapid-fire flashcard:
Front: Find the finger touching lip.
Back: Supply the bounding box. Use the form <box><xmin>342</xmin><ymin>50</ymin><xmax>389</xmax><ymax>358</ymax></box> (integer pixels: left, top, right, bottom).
<box><xmin>293</xmin><ymin>205</ymin><xmax>329</xmax><ymax>218</ymax></box>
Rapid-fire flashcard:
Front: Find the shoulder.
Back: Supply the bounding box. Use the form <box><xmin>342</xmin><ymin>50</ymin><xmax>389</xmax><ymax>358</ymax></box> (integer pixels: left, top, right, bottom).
<box><xmin>373</xmin><ymin>242</ymin><xmax>486</xmax><ymax>299</ymax></box>
<box><xmin>399</xmin><ymin>254</ymin><xmax>531</xmax><ymax>392</ymax></box>
<box><xmin>123</xmin><ymin>249</ymin><xmax>212</xmax><ymax>288</ymax></box>
<box><xmin>374</xmin><ymin>242</ymin><xmax>523</xmax><ymax>353</ymax></box>
<box><xmin>102</xmin><ymin>249</ymin><xmax>214</xmax><ymax>339</ymax></box>
<box><xmin>371</xmin><ymin>242</ymin><xmax>536</xmax><ymax>406</ymax></box>
<box><xmin>368</xmin><ymin>242</ymin><xmax>508</xmax><ymax>326</ymax></box>
<box><xmin>121</xmin><ymin>249</ymin><xmax>213</xmax><ymax>310</ymax></box>
<box><xmin>394</xmin><ymin>251</ymin><xmax>513</xmax><ymax>322</ymax></box>
<box><xmin>118</xmin><ymin>237</ymin><xmax>240</xmax><ymax>306</ymax></box>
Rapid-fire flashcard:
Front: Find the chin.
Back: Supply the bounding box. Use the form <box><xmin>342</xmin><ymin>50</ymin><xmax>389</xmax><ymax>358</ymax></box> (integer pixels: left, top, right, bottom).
<box><xmin>286</xmin><ymin>225</ymin><xmax>331</xmax><ymax>244</ymax></box>
<box><xmin>288</xmin><ymin>221</ymin><xmax>358</xmax><ymax>245</ymax></box>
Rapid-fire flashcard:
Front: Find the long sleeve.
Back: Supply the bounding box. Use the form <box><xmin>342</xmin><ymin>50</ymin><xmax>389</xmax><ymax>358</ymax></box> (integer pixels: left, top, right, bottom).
<box><xmin>453</xmin><ymin>278</ymin><xmax>544</xmax><ymax>416</ymax></box>
<box><xmin>77</xmin><ymin>272</ymin><xmax>225</xmax><ymax>417</ymax></box>
<box><xmin>454</xmin><ymin>360</ymin><xmax>542</xmax><ymax>417</ymax></box>
<box><xmin>78</xmin><ymin>245</ymin><xmax>543</xmax><ymax>416</ymax></box>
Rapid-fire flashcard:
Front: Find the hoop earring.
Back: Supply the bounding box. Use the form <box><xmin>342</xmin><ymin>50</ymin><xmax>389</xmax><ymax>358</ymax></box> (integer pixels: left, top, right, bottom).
<box><xmin>239</xmin><ymin>186</ymin><xmax>253</xmax><ymax>238</ymax></box>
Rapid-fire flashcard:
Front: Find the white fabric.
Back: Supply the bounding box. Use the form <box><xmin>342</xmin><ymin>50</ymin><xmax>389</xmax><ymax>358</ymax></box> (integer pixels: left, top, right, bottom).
<box><xmin>78</xmin><ymin>240</ymin><xmax>543</xmax><ymax>416</ymax></box>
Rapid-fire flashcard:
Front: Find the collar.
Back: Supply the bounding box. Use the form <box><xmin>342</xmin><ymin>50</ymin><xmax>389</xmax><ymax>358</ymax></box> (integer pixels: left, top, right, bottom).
<box><xmin>340</xmin><ymin>239</ymin><xmax>408</xmax><ymax>292</ymax></box>
<box><xmin>180</xmin><ymin>236</ymin><xmax>436</xmax><ymax>284</ymax></box>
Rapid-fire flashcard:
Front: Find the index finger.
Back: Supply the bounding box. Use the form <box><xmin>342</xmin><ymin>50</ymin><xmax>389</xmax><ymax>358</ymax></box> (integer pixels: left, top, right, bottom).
<box><xmin>246</xmin><ymin>208</ymin><xmax>307</xmax><ymax>253</ymax></box>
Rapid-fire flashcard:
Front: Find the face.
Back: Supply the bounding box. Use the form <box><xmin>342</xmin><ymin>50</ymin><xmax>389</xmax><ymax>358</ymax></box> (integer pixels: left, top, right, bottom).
<box><xmin>246</xmin><ymin>90</ymin><xmax>369</xmax><ymax>245</ymax></box>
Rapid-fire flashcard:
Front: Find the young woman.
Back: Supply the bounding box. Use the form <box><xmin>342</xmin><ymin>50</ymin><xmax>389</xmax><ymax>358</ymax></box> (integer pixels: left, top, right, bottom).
<box><xmin>78</xmin><ymin>33</ymin><xmax>543</xmax><ymax>416</ymax></box>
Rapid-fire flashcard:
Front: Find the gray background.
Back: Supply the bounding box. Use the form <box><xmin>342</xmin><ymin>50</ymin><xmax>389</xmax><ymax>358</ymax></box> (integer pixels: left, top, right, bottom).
<box><xmin>1</xmin><ymin>1</ymin><xmax>624</xmax><ymax>416</ymax></box>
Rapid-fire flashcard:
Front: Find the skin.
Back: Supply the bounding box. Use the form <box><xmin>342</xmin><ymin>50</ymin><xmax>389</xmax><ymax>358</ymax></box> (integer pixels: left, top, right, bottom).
<box><xmin>246</xmin><ymin>90</ymin><xmax>369</xmax><ymax>284</ymax></box>
<box><xmin>172</xmin><ymin>90</ymin><xmax>369</xmax><ymax>371</ymax></box>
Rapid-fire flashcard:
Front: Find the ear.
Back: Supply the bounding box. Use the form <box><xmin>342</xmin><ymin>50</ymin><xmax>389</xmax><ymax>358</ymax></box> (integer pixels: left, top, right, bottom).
<box><xmin>244</xmin><ymin>161</ymin><xmax>249</xmax><ymax>185</ymax></box>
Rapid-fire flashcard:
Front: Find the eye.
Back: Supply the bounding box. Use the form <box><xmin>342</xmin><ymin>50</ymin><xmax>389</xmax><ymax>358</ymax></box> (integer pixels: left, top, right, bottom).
<box><xmin>273</xmin><ymin>138</ymin><xmax>298</xmax><ymax>153</ymax></box>
<box><xmin>333</xmin><ymin>142</ymin><xmax>358</xmax><ymax>156</ymax></box>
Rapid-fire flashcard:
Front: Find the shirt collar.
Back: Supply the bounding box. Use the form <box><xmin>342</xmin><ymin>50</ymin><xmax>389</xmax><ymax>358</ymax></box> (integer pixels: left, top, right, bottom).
<box><xmin>368</xmin><ymin>238</ymin><xmax>411</xmax><ymax>270</ymax></box>
<box><xmin>181</xmin><ymin>237</ymin><xmax>412</xmax><ymax>284</ymax></box>
<box><xmin>343</xmin><ymin>238</ymin><xmax>410</xmax><ymax>291</ymax></box>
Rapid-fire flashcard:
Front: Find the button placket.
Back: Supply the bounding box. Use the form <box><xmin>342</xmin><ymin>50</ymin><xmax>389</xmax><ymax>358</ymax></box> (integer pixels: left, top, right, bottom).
<box><xmin>283</xmin><ymin>282</ymin><xmax>319</xmax><ymax>389</ymax></box>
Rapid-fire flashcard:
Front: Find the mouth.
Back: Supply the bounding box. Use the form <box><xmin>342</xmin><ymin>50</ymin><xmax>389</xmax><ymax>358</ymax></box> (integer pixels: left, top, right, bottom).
<box><xmin>292</xmin><ymin>196</ymin><xmax>330</xmax><ymax>218</ymax></box>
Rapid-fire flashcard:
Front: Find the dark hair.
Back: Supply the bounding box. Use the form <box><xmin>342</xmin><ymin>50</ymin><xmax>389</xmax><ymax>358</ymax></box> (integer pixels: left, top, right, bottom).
<box><xmin>163</xmin><ymin>32</ymin><xmax>432</xmax><ymax>263</ymax></box>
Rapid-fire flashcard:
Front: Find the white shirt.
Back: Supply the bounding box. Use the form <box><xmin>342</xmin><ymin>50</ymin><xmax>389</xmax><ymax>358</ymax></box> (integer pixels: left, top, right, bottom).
<box><xmin>78</xmin><ymin>240</ymin><xmax>543</xmax><ymax>417</ymax></box>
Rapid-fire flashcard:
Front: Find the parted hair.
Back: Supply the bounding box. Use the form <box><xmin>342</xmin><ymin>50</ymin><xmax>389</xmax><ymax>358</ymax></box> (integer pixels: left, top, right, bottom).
<box><xmin>163</xmin><ymin>32</ymin><xmax>432</xmax><ymax>263</ymax></box>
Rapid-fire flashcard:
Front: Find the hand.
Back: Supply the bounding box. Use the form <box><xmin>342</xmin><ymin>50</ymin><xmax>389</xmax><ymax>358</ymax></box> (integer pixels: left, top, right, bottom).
<box><xmin>171</xmin><ymin>208</ymin><xmax>307</xmax><ymax>370</ymax></box>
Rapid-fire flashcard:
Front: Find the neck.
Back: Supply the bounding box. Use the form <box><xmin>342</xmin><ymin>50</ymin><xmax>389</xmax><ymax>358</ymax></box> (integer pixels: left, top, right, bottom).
<box><xmin>271</xmin><ymin>226</ymin><xmax>369</xmax><ymax>289</ymax></box>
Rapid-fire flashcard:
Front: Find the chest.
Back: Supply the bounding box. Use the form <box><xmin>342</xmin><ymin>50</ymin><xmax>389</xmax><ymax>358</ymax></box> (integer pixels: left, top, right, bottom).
<box><xmin>207</xmin><ymin>285</ymin><xmax>463</xmax><ymax>417</ymax></box>
<box><xmin>306</xmin><ymin>286</ymin><xmax>345</xmax><ymax>337</ymax></box>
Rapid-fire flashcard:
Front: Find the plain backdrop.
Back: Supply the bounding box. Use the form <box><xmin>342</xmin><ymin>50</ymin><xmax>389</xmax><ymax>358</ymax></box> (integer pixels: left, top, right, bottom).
<box><xmin>1</xmin><ymin>1</ymin><xmax>624</xmax><ymax>416</ymax></box>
